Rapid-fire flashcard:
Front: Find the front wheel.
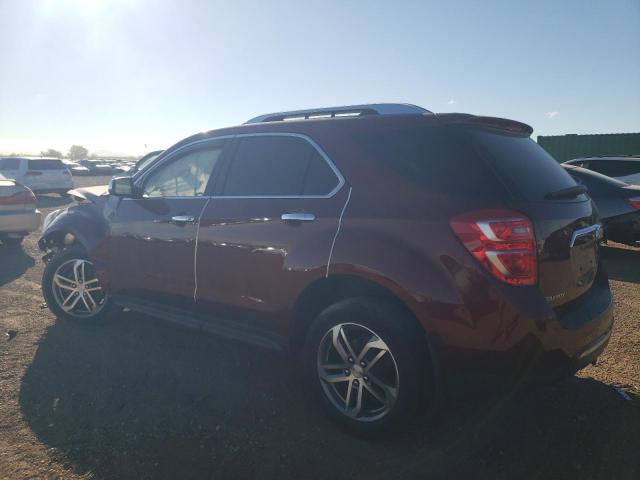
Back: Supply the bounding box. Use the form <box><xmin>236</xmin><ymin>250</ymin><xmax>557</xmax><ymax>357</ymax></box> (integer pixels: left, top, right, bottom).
<box><xmin>42</xmin><ymin>247</ymin><xmax>112</xmax><ymax>322</ymax></box>
<box><xmin>304</xmin><ymin>297</ymin><xmax>434</xmax><ymax>434</ymax></box>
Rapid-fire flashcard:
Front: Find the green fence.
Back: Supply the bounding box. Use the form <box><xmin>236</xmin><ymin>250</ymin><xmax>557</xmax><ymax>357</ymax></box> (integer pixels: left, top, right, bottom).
<box><xmin>537</xmin><ymin>133</ymin><xmax>640</xmax><ymax>162</ymax></box>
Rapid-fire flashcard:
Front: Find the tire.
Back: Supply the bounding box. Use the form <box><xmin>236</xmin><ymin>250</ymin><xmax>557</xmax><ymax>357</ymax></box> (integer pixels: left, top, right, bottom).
<box><xmin>304</xmin><ymin>297</ymin><xmax>434</xmax><ymax>435</ymax></box>
<box><xmin>42</xmin><ymin>246</ymin><xmax>112</xmax><ymax>323</ymax></box>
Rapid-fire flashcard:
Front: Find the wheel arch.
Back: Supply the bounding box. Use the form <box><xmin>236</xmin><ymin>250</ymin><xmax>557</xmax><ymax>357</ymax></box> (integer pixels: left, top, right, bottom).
<box><xmin>290</xmin><ymin>274</ymin><xmax>427</xmax><ymax>354</ymax></box>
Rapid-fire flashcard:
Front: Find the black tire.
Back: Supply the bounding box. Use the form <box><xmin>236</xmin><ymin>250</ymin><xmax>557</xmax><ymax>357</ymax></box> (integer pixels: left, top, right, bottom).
<box><xmin>42</xmin><ymin>246</ymin><xmax>113</xmax><ymax>323</ymax></box>
<box><xmin>304</xmin><ymin>297</ymin><xmax>434</xmax><ymax>435</ymax></box>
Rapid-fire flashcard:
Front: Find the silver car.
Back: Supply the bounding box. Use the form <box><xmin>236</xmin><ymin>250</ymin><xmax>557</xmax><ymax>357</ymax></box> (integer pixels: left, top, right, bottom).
<box><xmin>0</xmin><ymin>179</ymin><xmax>41</xmax><ymax>245</ymax></box>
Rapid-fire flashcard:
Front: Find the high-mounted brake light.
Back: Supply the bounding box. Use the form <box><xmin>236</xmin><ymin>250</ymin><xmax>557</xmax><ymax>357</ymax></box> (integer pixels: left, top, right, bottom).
<box><xmin>450</xmin><ymin>209</ymin><xmax>537</xmax><ymax>286</ymax></box>
<box><xmin>628</xmin><ymin>196</ymin><xmax>640</xmax><ymax>210</ymax></box>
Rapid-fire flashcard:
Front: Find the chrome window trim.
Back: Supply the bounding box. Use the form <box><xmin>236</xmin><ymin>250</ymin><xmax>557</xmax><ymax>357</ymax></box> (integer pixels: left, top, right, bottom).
<box><xmin>137</xmin><ymin>132</ymin><xmax>345</xmax><ymax>200</ymax></box>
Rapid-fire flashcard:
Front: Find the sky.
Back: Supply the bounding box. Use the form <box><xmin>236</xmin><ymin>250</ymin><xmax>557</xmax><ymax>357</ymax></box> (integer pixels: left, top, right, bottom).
<box><xmin>0</xmin><ymin>0</ymin><xmax>639</xmax><ymax>157</ymax></box>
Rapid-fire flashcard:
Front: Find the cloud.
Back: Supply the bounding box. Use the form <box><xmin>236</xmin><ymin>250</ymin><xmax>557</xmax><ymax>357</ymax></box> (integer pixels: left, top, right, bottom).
<box><xmin>545</xmin><ymin>111</ymin><xmax>559</xmax><ymax>119</ymax></box>
<box><xmin>448</xmin><ymin>98</ymin><xmax>456</xmax><ymax>105</ymax></box>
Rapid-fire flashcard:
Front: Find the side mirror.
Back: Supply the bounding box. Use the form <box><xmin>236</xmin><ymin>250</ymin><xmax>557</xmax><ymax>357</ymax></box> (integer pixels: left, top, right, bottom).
<box><xmin>109</xmin><ymin>176</ymin><xmax>135</xmax><ymax>197</ymax></box>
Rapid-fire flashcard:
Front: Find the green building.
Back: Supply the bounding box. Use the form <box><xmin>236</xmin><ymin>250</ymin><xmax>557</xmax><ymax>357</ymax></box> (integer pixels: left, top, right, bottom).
<box><xmin>537</xmin><ymin>133</ymin><xmax>640</xmax><ymax>162</ymax></box>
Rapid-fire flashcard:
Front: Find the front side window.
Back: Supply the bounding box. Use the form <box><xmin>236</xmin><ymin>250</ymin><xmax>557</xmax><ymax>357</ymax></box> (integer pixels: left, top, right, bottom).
<box><xmin>222</xmin><ymin>135</ymin><xmax>339</xmax><ymax>197</ymax></box>
<box><xmin>143</xmin><ymin>143</ymin><xmax>224</xmax><ymax>198</ymax></box>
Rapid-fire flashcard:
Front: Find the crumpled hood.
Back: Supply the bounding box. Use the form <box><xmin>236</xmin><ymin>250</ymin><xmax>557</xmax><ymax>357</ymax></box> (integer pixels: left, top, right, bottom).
<box><xmin>67</xmin><ymin>185</ymin><xmax>109</xmax><ymax>203</ymax></box>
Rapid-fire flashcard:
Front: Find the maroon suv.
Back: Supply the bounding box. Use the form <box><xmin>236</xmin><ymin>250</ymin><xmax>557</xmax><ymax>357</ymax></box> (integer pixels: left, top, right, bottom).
<box><xmin>39</xmin><ymin>104</ymin><xmax>614</xmax><ymax>432</ymax></box>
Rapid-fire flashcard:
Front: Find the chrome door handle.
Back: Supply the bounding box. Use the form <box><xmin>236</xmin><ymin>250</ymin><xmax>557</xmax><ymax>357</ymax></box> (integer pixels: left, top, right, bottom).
<box><xmin>281</xmin><ymin>213</ymin><xmax>316</xmax><ymax>222</ymax></box>
<box><xmin>171</xmin><ymin>215</ymin><xmax>196</xmax><ymax>224</ymax></box>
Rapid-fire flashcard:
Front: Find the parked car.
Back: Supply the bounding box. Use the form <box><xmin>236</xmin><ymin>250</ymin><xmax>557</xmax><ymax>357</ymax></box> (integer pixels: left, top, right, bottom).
<box><xmin>562</xmin><ymin>164</ymin><xmax>640</xmax><ymax>246</ymax></box>
<box><xmin>0</xmin><ymin>179</ymin><xmax>41</xmax><ymax>245</ymax></box>
<box><xmin>0</xmin><ymin>157</ymin><xmax>73</xmax><ymax>195</ymax></box>
<box><xmin>128</xmin><ymin>150</ymin><xmax>164</xmax><ymax>175</ymax></box>
<box><xmin>38</xmin><ymin>104</ymin><xmax>614</xmax><ymax>433</ymax></box>
<box><xmin>78</xmin><ymin>159</ymin><xmax>123</xmax><ymax>175</ymax></box>
<box><xmin>564</xmin><ymin>156</ymin><xmax>640</xmax><ymax>185</ymax></box>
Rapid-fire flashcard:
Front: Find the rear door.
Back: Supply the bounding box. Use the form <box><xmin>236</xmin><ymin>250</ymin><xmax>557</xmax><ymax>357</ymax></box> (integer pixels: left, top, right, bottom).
<box><xmin>107</xmin><ymin>139</ymin><xmax>229</xmax><ymax>309</ymax></box>
<box><xmin>195</xmin><ymin>133</ymin><xmax>347</xmax><ymax>331</ymax></box>
<box><xmin>466</xmin><ymin>129</ymin><xmax>600</xmax><ymax>307</ymax></box>
<box><xmin>26</xmin><ymin>159</ymin><xmax>72</xmax><ymax>191</ymax></box>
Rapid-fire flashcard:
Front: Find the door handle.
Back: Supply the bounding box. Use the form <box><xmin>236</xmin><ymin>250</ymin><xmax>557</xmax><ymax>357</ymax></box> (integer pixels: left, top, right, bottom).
<box><xmin>171</xmin><ymin>215</ymin><xmax>196</xmax><ymax>224</ymax></box>
<box><xmin>281</xmin><ymin>213</ymin><xmax>316</xmax><ymax>222</ymax></box>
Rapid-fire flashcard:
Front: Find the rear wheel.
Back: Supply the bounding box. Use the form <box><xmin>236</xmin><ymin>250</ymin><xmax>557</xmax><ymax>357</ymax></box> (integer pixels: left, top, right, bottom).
<box><xmin>304</xmin><ymin>297</ymin><xmax>433</xmax><ymax>434</ymax></box>
<box><xmin>42</xmin><ymin>247</ymin><xmax>112</xmax><ymax>323</ymax></box>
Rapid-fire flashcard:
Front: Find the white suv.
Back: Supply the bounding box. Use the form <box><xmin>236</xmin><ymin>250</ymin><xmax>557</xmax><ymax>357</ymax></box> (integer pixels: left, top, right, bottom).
<box><xmin>0</xmin><ymin>157</ymin><xmax>74</xmax><ymax>195</ymax></box>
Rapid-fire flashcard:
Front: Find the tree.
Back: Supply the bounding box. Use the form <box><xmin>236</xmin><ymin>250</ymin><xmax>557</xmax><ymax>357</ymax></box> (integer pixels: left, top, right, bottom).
<box><xmin>68</xmin><ymin>145</ymin><xmax>89</xmax><ymax>161</ymax></box>
<box><xmin>41</xmin><ymin>148</ymin><xmax>62</xmax><ymax>159</ymax></box>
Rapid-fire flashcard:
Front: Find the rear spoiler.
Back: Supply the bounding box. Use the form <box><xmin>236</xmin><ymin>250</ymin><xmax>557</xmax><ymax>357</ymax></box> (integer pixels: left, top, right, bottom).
<box><xmin>436</xmin><ymin>113</ymin><xmax>533</xmax><ymax>136</ymax></box>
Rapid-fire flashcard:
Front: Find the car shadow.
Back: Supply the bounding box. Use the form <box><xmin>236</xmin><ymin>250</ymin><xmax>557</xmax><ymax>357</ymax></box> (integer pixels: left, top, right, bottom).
<box><xmin>0</xmin><ymin>242</ymin><xmax>35</xmax><ymax>286</ymax></box>
<box><xmin>601</xmin><ymin>244</ymin><xmax>640</xmax><ymax>283</ymax></box>
<box><xmin>36</xmin><ymin>194</ymin><xmax>71</xmax><ymax>208</ymax></box>
<box><xmin>20</xmin><ymin>314</ymin><xmax>639</xmax><ymax>480</ymax></box>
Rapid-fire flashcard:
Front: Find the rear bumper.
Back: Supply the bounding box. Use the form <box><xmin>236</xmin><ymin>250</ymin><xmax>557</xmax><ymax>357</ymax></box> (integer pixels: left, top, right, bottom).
<box><xmin>435</xmin><ymin>280</ymin><xmax>615</xmax><ymax>379</ymax></box>
<box><xmin>0</xmin><ymin>209</ymin><xmax>42</xmax><ymax>235</ymax></box>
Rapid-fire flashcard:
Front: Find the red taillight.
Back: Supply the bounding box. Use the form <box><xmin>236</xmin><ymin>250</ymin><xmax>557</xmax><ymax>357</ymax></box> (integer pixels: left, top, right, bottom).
<box><xmin>25</xmin><ymin>170</ymin><xmax>42</xmax><ymax>176</ymax></box>
<box><xmin>0</xmin><ymin>190</ymin><xmax>36</xmax><ymax>206</ymax></box>
<box><xmin>450</xmin><ymin>209</ymin><xmax>537</xmax><ymax>286</ymax></box>
<box><xmin>628</xmin><ymin>196</ymin><xmax>640</xmax><ymax>210</ymax></box>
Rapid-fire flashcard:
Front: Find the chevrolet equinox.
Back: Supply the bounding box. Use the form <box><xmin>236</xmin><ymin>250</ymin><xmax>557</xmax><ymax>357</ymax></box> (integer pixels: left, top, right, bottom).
<box><xmin>39</xmin><ymin>103</ymin><xmax>614</xmax><ymax>433</ymax></box>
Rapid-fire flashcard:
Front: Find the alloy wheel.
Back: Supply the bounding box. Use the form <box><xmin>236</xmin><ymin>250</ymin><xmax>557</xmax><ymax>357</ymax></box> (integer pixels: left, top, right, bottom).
<box><xmin>317</xmin><ymin>322</ymin><xmax>399</xmax><ymax>422</ymax></box>
<box><xmin>51</xmin><ymin>259</ymin><xmax>106</xmax><ymax>317</ymax></box>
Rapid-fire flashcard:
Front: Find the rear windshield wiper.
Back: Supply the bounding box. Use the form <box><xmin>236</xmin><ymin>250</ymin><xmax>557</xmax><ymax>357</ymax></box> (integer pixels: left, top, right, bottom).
<box><xmin>544</xmin><ymin>184</ymin><xmax>587</xmax><ymax>200</ymax></box>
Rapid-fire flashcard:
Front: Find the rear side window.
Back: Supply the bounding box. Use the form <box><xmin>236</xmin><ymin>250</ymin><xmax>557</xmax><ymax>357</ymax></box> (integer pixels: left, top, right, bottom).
<box><xmin>28</xmin><ymin>159</ymin><xmax>65</xmax><ymax>170</ymax></box>
<box><xmin>0</xmin><ymin>158</ymin><xmax>20</xmax><ymax>170</ymax></box>
<box><xmin>354</xmin><ymin>126</ymin><xmax>504</xmax><ymax>199</ymax></box>
<box><xmin>222</xmin><ymin>135</ymin><xmax>339</xmax><ymax>197</ymax></box>
<box><xmin>468</xmin><ymin>130</ymin><xmax>579</xmax><ymax>201</ymax></box>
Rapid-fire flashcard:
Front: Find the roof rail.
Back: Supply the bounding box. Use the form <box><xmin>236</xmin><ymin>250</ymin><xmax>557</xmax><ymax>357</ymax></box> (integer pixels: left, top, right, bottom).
<box><xmin>245</xmin><ymin>103</ymin><xmax>430</xmax><ymax>124</ymax></box>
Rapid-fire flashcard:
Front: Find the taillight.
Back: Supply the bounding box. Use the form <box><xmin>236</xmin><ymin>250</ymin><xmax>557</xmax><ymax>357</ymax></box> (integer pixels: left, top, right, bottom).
<box><xmin>0</xmin><ymin>190</ymin><xmax>36</xmax><ymax>206</ymax></box>
<box><xmin>628</xmin><ymin>196</ymin><xmax>640</xmax><ymax>210</ymax></box>
<box><xmin>25</xmin><ymin>170</ymin><xmax>42</xmax><ymax>176</ymax></box>
<box><xmin>450</xmin><ymin>209</ymin><xmax>537</xmax><ymax>286</ymax></box>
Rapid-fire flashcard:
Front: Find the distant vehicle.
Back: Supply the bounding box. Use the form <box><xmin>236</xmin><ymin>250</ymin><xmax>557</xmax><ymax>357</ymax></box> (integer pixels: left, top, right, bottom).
<box><xmin>129</xmin><ymin>150</ymin><xmax>164</xmax><ymax>174</ymax></box>
<box><xmin>39</xmin><ymin>103</ymin><xmax>613</xmax><ymax>433</ymax></box>
<box><xmin>0</xmin><ymin>157</ymin><xmax>73</xmax><ymax>195</ymax></box>
<box><xmin>78</xmin><ymin>159</ymin><xmax>124</xmax><ymax>175</ymax></box>
<box><xmin>563</xmin><ymin>164</ymin><xmax>640</xmax><ymax>246</ymax></box>
<box><xmin>0</xmin><ymin>179</ymin><xmax>41</xmax><ymax>245</ymax></box>
<box><xmin>564</xmin><ymin>156</ymin><xmax>640</xmax><ymax>185</ymax></box>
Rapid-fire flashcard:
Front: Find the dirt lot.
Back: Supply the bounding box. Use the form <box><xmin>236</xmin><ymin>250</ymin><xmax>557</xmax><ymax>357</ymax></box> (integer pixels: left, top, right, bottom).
<box><xmin>1</xmin><ymin>175</ymin><xmax>638</xmax><ymax>480</ymax></box>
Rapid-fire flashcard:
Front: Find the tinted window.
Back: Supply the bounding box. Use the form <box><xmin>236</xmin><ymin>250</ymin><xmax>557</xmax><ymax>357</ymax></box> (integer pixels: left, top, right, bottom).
<box><xmin>0</xmin><ymin>158</ymin><xmax>20</xmax><ymax>170</ymax></box>
<box><xmin>302</xmin><ymin>151</ymin><xmax>339</xmax><ymax>195</ymax></box>
<box><xmin>469</xmin><ymin>130</ymin><xmax>580</xmax><ymax>201</ymax></box>
<box><xmin>354</xmin><ymin>126</ymin><xmax>504</xmax><ymax>199</ymax></box>
<box><xmin>587</xmin><ymin>160</ymin><xmax>640</xmax><ymax>177</ymax></box>
<box><xmin>223</xmin><ymin>136</ymin><xmax>315</xmax><ymax>196</ymax></box>
<box><xmin>28</xmin><ymin>159</ymin><xmax>65</xmax><ymax>170</ymax></box>
<box><xmin>143</xmin><ymin>144</ymin><xmax>223</xmax><ymax>198</ymax></box>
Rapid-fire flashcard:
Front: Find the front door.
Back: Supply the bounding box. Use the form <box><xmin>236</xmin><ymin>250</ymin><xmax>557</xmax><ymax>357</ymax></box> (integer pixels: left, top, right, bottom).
<box><xmin>196</xmin><ymin>133</ymin><xmax>348</xmax><ymax>333</ymax></box>
<box><xmin>107</xmin><ymin>139</ymin><xmax>228</xmax><ymax>309</ymax></box>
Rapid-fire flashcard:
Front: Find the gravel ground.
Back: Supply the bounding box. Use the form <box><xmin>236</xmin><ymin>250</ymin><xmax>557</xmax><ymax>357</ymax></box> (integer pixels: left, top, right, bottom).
<box><xmin>0</xmin><ymin>175</ymin><xmax>638</xmax><ymax>480</ymax></box>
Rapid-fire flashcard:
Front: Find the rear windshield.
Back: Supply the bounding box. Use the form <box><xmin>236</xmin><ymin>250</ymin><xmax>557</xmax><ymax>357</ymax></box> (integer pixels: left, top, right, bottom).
<box><xmin>0</xmin><ymin>158</ymin><xmax>20</xmax><ymax>170</ymax></box>
<box><xmin>353</xmin><ymin>125</ymin><xmax>504</xmax><ymax>200</ymax></box>
<box><xmin>468</xmin><ymin>129</ymin><xmax>581</xmax><ymax>201</ymax></box>
<box><xmin>28</xmin><ymin>159</ymin><xmax>65</xmax><ymax>170</ymax></box>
